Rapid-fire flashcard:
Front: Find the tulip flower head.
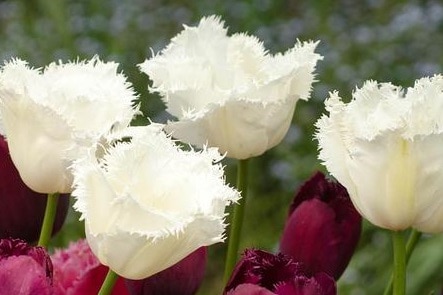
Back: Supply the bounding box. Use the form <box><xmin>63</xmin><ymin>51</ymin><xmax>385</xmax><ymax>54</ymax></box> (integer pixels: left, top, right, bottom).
<box><xmin>0</xmin><ymin>57</ymin><xmax>139</xmax><ymax>193</ymax></box>
<box><xmin>224</xmin><ymin>249</ymin><xmax>336</xmax><ymax>295</ymax></box>
<box><xmin>52</xmin><ymin>239</ymin><xmax>129</xmax><ymax>295</ymax></box>
<box><xmin>0</xmin><ymin>135</ymin><xmax>70</xmax><ymax>242</ymax></box>
<box><xmin>0</xmin><ymin>238</ymin><xmax>53</xmax><ymax>295</ymax></box>
<box><xmin>279</xmin><ymin>172</ymin><xmax>361</xmax><ymax>279</ymax></box>
<box><xmin>72</xmin><ymin>125</ymin><xmax>239</xmax><ymax>279</ymax></box>
<box><xmin>316</xmin><ymin>75</ymin><xmax>443</xmax><ymax>233</ymax></box>
<box><xmin>140</xmin><ymin>15</ymin><xmax>322</xmax><ymax>159</ymax></box>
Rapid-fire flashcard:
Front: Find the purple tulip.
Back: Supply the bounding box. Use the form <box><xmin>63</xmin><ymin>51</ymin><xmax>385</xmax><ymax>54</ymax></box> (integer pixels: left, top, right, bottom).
<box><xmin>0</xmin><ymin>135</ymin><xmax>69</xmax><ymax>242</ymax></box>
<box><xmin>125</xmin><ymin>247</ymin><xmax>207</xmax><ymax>295</ymax></box>
<box><xmin>0</xmin><ymin>238</ymin><xmax>53</xmax><ymax>295</ymax></box>
<box><xmin>224</xmin><ymin>249</ymin><xmax>336</xmax><ymax>295</ymax></box>
<box><xmin>279</xmin><ymin>172</ymin><xmax>362</xmax><ymax>280</ymax></box>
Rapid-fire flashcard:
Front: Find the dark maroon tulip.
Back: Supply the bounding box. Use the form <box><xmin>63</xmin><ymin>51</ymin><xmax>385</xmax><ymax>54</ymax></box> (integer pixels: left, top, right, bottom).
<box><xmin>125</xmin><ymin>247</ymin><xmax>207</xmax><ymax>295</ymax></box>
<box><xmin>279</xmin><ymin>172</ymin><xmax>362</xmax><ymax>280</ymax></box>
<box><xmin>52</xmin><ymin>239</ymin><xmax>129</xmax><ymax>295</ymax></box>
<box><xmin>224</xmin><ymin>249</ymin><xmax>336</xmax><ymax>295</ymax></box>
<box><xmin>0</xmin><ymin>238</ymin><xmax>53</xmax><ymax>294</ymax></box>
<box><xmin>0</xmin><ymin>135</ymin><xmax>70</xmax><ymax>242</ymax></box>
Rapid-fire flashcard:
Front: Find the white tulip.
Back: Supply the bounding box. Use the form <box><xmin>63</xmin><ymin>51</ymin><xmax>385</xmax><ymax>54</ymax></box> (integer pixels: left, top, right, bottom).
<box><xmin>140</xmin><ymin>15</ymin><xmax>322</xmax><ymax>159</ymax></box>
<box><xmin>71</xmin><ymin>124</ymin><xmax>239</xmax><ymax>279</ymax></box>
<box><xmin>0</xmin><ymin>57</ymin><xmax>139</xmax><ymax>193</ymax></box>
<box><xmin>316</xmin><ymin>75</ymin><xmax>443</xmax><ymax>233</ymax></box>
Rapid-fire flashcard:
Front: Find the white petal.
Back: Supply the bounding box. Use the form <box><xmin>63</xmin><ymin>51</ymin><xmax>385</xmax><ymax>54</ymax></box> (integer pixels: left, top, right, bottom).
<box><xmin>410</xmin><ymin>134</ymin><xmax>443</xmax><ymax>233</ymax></box>
<box><xmin>403</xmin><ymin>75</ymin><xmax>443</xmax><ymax>137</ymax></box>
<box><xmin>346</xmin><ymin>81</ymin><xmax>409</xmax><ymax>140</ymax></box>
<box><xmin>0</xmin><ymin>92</ymin><xmax>74</xmax><ymax>193</ymax></box>
<box><xmin>86</xmin><ymin>215</ymin><xmax>224</xmax><ymax>279</ymax></box>
<box><xmin>344</xmin><ymin>134</ymin><xmax>416</xmax><ymax>230</ymax></box>
<box><xmin>262</xmin><ymin>40</ymin><xmax>322</xmax><ymax>101</ymax></box>
<box><xmin>166</xmin><ymin>97</ymin><xmax>297</xmax><ymax>159</ymax></box>
<box><xmin>315</xmin><ymin>92</ymin><xmax>359</xmax><ymax>208</ymax></box>
<box><xmin>42</xmin><ymin>57</ymin><xmax>139</xmax><ymax>136</ymax></box>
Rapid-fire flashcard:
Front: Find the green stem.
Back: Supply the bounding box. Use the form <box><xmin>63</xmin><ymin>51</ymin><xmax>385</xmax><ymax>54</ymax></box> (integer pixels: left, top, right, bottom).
<box><xmin>223</xmin><ymin>159</ymin><xmax>250</xmax><ymax>284</ymax></box>
<box><xmin>392</xmin><ymin>230</ymin><xmax>406</xmax><ymax>295</ymax></box>
<box><xmin>98</xmin><ymin>269</ymin><xmax>119</xmax><ymax>295</ymax></box>
<box><xmin>37</xmin><ymin>192</ymin><xmax>59</xmax><ymax>247</ymax></box>
<box><xmin>383</xmin><ymin>229</ymin><xmax>422</xmax><ymax>295</ymax></box>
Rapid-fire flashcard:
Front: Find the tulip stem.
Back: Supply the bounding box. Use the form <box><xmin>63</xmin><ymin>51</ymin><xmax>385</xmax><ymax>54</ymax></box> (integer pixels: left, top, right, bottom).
<box><xmin>383</xmin><ymin>229</ymin><xmax>422</xmax><ymax>295</ymax></box>
<box><xmin>223</xmin><ymin>158</ymin><xmax>250</xmax><ymax>284</ymax></box>
<box><xmin>392</xmin><ymin>230</ymin><xmax>406</xmax><ymax>295</ymax></box>
<box><xmin>37</xmin><ymin>192</ymin><xmax>59</xmax><ymax>248</ymax></box>
<box><xmin>98</xmin><ymin>269</ymin><xmax>119</xmax><ymax>295</ymax></box>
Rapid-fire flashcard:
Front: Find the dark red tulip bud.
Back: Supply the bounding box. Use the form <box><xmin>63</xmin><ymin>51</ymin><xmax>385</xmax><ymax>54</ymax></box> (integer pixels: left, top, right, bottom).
<box><xmin>0</xmin><ymin>135</ymin><xmax>69</xmax><ymax>242</ymax></box>
<box><xmin>279</xmin><ymin>172</ymin><xmax>362</xmax><ymax>280</ymax></box>
<box><xmin>224</xmin><ymin>249</ymin><xmax>336</xmax><ymax>295</ymax></box>
<box><xmin>125</xmin><ymin>247</ymin><xmax>207</xmax><ymax>295</ymax></box>
<box><xmin>0</xmin><ymin>238</ymin><xmax>53</xmax><ymax>294</ymax></box>
<box><xmin>52</xmin><ymin>239</ymin><xmax>129</xmax><ymax>295</ymax></box>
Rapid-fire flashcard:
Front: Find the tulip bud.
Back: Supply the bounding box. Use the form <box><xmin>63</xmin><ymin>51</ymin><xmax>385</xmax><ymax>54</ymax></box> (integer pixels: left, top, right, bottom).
<box><xmin>279</xmin><ymin>172</ymin><xmax>362</xmax><ymax>280</ymax></box>
<box><xmin>0</xmin><ymin>238</ymin><xmax>53</xmax><ymax>294</ymax></box>
<box><xmin>224</xmin><ymin>249</ymin><xmax>336</xmax><ymax>295</ymax></box>
<box><xmin>51</xmin><ymin>239</ymin><xmax>129</xmax><ymax>295</ymax></box>
<box><xmin>125</xmin><ymin>247</ymin><xmax>207</xmax><ymax>295</ymax></box>
<box><xmin>0</xmin><ymin>135</ymin><xmax>70</xmax><ymax>243</ymax></box>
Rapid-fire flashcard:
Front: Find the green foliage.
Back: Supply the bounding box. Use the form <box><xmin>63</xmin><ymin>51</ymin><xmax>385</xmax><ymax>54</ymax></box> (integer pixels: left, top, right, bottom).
<box><xmin>1</xmin><ymin>0</ymin><xmax>442</xmax><ymax>293</ymax></box>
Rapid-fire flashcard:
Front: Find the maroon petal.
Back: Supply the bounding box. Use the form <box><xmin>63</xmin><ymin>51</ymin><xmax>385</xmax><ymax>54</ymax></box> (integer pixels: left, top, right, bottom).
<box><xmin>224</xmin><ymin>249</ymin><xmax>337</xmax><ymax>295</ymax></box>
<box><xmin>227</xmin><ymin>283</ymin><xmax>276</xmax><ymax>295</ymax></box>
<box><xmin>0</xmin><ymin>256</ymin><xmax>52</xmax><ymax>295</ymax></box>
<box><xmin>0</xmin><ymin>238</ymin><xmax>53</xmax><ymax>279</ymax></box>
<box><xmin>52</xmin><ymin>239</ymin><xmax>128</xmax><ymax>295</ymax></box>
<box><xmin>224</xmin><ymin>249</ymin><xmax>302</xmax><ymax>293</ymax></box>
<box><xmin>0</xmin><ymin>238</ymin><xmax>53</xmax><ymax>294</ymax></box>
<box><xmin>274</xmin><ymin>272</ymin><xmax>336</xmax><ymax>295</ymax></box>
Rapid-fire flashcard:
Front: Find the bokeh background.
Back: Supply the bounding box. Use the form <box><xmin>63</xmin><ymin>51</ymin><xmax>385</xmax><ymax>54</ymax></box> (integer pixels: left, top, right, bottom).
<box><xmin>1</xmin><ymin>0</ymin><xmax>442</xmax><ymax>294</ymax></box>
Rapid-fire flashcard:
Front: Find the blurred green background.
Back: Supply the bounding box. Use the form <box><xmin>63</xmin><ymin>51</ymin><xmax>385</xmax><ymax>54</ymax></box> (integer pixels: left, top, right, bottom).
<box><xmin>1</xmin><ymin>0</ymin><xmax>442</xmax><ymax>294</ymax></box>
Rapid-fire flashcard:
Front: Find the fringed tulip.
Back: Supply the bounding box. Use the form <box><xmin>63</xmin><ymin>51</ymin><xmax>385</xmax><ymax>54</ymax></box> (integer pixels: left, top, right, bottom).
<box><xmin>316</xmin><ymin>75</ymin><xmax>443</xmax><ymax>233</ymax></box>
<box><xmin>125</xmin><ymin>247</ymin><xmax>207</xmax><ymax>295</ymax></box>
<box><xmin>0</xmin><ymin>238</ymin><xmax>53</xmax><ymax>295</ymax></box>
<box><xmin>0</xmin><ymin>135</ymin><xmax>69</xmax><ymax>242</ymax></box>
<box><xmin>279</xmin><ymin>172</ymin><xmax>361</xmax><ymax>279</ymax></box>
<box><xmin>52</xmin><ymin>239</ymin><xmax>128</xmax><ymax>295</ymax></box>
<box><xmin>140</xmin><ymin>15</ymin><xmax>322</xmax><ymax>159</ymax></box>
<box><xmin>0</xmin><ymin>57</ymin><xmax>139</xmax><ymax>193</ymax></box>
<box><xmin>224</xmin><ymin>249</ymin><xmax>336</xmax><ymax>295</ymax></box>
<box><xmin>72</xmin><ymin>125</ymin><xmax>239</xmax><ymax>279</ymax></box>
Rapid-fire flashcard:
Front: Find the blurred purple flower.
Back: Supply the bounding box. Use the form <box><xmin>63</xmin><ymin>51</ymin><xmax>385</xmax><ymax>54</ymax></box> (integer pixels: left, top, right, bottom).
<box><xmin>0</xmin><ymin>135</ymin><xmax>69</xmax><ymax>243</ymax></box>
<box><xmin>224</xmin><ymin>249</ymin><xmax>336</xmax><ymax>295</ymax></box>
<box><xmin>125</xmin><ymin>247</ymin><xmax>207</xmax><ymax>295</ymax></box>
<box><xmin>280</xmin><ymin>172</ymin><xmax>362</xmax><ymax>279</ymax></box>
<box><xmin>52</xmin><ymin>239</ymin><xmax>128</xmax><ymax>295</ymax></box>
<box><xmin>0</xmin><ymin>238</ymin><xmax>53</xmax><ymax>295</ymax></box>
